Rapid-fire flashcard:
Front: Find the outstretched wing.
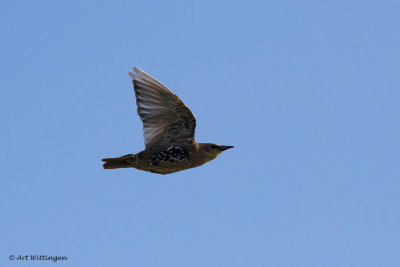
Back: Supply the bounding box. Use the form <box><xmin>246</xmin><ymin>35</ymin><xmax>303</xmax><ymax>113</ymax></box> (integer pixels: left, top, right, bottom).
<box><xmin>129</xmin><ymin>67</ymin><xmax>197</xmax><ymax>148</ymax></box>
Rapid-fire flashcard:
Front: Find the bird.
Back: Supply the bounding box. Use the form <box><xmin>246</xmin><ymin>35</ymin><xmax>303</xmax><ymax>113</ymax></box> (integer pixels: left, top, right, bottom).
<box><xmin>101</xmin><ymin>67</ymin><xmax>233</xmax><ymax>174</ymax></box>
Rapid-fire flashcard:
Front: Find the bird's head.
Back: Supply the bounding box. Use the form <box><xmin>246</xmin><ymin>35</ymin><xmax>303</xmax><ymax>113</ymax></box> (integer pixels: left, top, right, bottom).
<box><xmin>198</xmin><ymin>143</ymin><xmax>234</xmax><ymax>162</ymax></box>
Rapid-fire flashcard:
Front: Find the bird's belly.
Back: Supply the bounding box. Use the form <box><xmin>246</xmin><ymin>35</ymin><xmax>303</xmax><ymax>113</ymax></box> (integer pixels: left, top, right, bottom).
<box><xmin>132</xmin><ymin>146</ymin><xmax>201</xmax><ymax>174</ymax></box>
<box><xmin>133</xmin><ymin>160</ymin><xmax>192</xmax><ymax>174</ymax></box>
<box><xmin>151</xmin><ymin>158</ymin><xmax>191</xmax><ymax>170</ymax></box>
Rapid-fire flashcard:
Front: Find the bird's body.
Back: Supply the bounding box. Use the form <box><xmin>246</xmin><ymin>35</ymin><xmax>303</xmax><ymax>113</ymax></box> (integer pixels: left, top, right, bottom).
<box><xmin>102</xmin><ymin>67</ymin><xmax>233</xmax><ymax>174</ymax></box>
<box><xmin>103</xmin><ymin>142</ymin><xmax>231</xmax><ymax>174</ymax></box>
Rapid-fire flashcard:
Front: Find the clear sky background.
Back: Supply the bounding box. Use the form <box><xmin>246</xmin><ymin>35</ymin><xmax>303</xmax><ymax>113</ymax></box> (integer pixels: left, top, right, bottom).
<box><xmin>1</xmin><ymin>1</ymin><xmax>399</xmax><ymax>266</ymax></box>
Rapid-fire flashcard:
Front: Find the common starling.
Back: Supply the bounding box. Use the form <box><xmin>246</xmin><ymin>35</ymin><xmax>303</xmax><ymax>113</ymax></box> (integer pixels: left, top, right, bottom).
<box><xmin>102</xmin><ymin>67</ymin><xmax>233</xmax><ymax>174</ymax></box>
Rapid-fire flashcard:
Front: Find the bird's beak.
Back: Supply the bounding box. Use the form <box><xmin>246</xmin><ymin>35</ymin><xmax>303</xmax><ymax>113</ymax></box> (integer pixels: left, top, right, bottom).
<box><xmin>218</xmin><ymin>145</ymin><xmax>234</xmax><ymax>151</ymax></box>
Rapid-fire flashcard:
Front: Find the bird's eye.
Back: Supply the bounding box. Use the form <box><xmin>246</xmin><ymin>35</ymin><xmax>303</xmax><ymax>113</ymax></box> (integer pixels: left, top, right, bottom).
<box><xmin>210</xmin><ymin>145</ymin><xmax>218</xmax><ymax>149</ymax></box>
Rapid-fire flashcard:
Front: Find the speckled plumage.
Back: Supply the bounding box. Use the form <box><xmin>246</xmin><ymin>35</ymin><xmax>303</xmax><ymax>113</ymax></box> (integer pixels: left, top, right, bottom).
<box><xmin>102</xmin><ymin>67</ymin><xmax>233</xmax><ymax>174</ymax></box>
<box><xmin>149</xmin><ymin>146</ymin><xmax>190</xmax><ymax>166</ymax></box>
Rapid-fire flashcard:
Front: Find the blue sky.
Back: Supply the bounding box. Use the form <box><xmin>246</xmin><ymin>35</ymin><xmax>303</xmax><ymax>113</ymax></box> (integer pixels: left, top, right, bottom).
<box><xmin>1</xmin><ymin>1</ymin><xmax>399</xmax><ymax>266</ymax></box>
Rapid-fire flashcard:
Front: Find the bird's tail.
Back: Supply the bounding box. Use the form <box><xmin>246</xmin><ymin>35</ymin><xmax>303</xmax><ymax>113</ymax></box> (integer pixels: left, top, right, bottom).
<box><xmin>102</xmin><ymin>154</ymin><xmax>136</xmax><ymax>169</ymax></box>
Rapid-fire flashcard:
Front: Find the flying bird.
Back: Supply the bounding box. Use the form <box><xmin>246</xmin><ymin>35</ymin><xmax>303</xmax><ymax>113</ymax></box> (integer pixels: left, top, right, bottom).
<box><xmin>102</xmin><ymin>67</ymin><xmax>233</xmax><ymax>174</ymax></box>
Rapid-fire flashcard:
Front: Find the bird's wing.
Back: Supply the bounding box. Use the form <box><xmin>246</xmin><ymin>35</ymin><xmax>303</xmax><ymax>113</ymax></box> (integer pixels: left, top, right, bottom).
<box><xmin>129</xmin><ymin>67</ymin><xmax>197</xmax><ymax>148</ymax></box>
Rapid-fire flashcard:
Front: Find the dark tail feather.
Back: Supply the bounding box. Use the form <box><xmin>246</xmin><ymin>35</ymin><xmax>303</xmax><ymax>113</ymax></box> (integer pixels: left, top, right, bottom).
<box><xmin>102</xmin><ymin>154</ymin><xmax>135</xmax><ymax>169</ymax></box>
